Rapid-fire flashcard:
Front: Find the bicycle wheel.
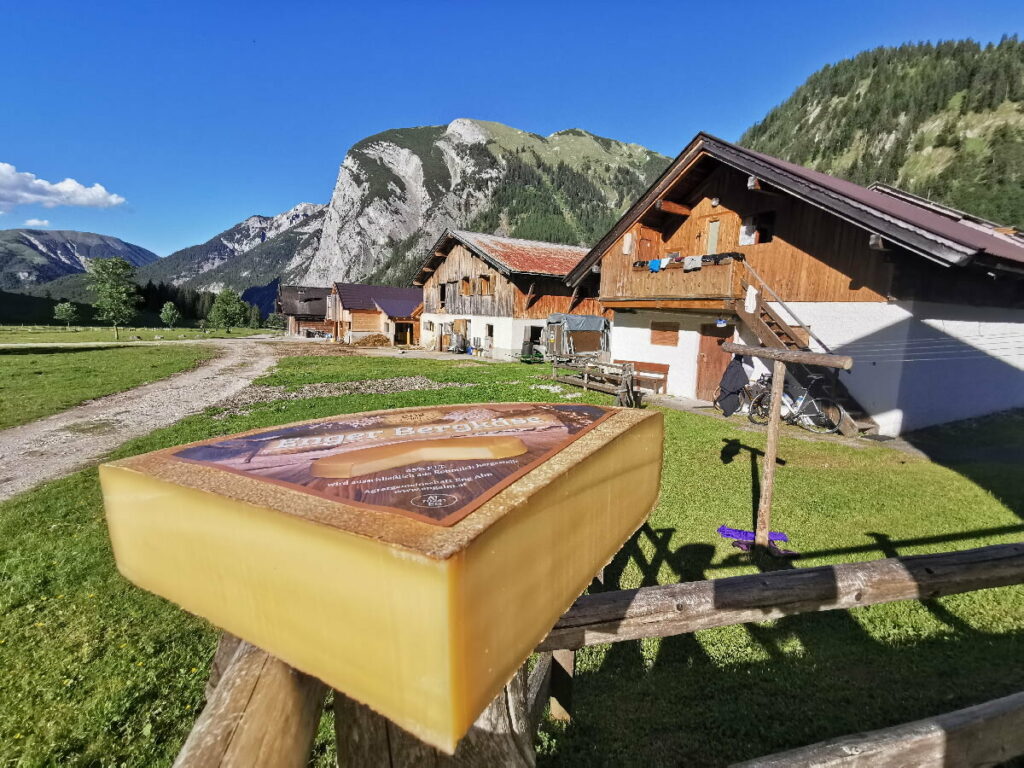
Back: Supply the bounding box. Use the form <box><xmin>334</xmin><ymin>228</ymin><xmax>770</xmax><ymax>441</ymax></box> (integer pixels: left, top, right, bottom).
<box><xmin>747</xmin><ymin>392</ymin><xmax>771</xmax><ymax>425</ymax></box>
<box><xmin>798</xmin><ymin>397</ymin><xmax>844</xmax><ymax>434</ymax></box>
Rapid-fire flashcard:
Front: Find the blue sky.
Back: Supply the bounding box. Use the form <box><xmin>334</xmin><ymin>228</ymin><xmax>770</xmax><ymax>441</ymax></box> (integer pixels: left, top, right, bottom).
<box><xmin>2</xmin><ymin>0</ymin><xmax>1022</xmax><ymax>256</ymax></box>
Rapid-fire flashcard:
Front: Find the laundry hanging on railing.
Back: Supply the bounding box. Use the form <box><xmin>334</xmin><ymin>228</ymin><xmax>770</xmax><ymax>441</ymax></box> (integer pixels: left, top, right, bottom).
<box><xmin>631</xmin><ymin>251</ymin><xmax>746</xmax><ymax>272</ymax></box>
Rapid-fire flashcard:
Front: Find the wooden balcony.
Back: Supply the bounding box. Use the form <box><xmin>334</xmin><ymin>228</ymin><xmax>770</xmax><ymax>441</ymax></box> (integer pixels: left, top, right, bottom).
<box><xmin>599</xmin><ymin>253</ymin><xmax>740</xmax><ymax>310</ymax></box>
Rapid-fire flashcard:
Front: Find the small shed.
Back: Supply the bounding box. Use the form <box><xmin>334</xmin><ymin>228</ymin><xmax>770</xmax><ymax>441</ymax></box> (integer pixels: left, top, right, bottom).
<box><xmin>276</xmin><ymin>285</ymin><xmax>332</xmax><ymax>338</ymax></box>
<box><xmin>545</xmin><ymin>313</ymin><xmax>609</xmax><ymax>358</ymax></box>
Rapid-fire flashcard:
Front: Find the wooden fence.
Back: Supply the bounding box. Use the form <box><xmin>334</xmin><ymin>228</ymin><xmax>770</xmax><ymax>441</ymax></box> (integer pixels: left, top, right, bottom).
<box><xmin>175</xmin><ymin>541</ymin><xmax>1024</xmax><ymax>768</ymax></box>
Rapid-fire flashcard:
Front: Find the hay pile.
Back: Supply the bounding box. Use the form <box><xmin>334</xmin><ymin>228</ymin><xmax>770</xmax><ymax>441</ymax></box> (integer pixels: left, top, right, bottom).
<box><xmin>351</xmin><ymin>334</ymin><xmax>391</xmax><ymax>347</ymax></box>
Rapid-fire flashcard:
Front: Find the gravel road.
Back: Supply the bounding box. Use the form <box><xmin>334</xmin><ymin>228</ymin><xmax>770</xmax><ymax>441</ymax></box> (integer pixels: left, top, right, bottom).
<box><xmin>0</xmin><ymin>340</ymin><xmax>278</xmax><ymax>501</ymax></box>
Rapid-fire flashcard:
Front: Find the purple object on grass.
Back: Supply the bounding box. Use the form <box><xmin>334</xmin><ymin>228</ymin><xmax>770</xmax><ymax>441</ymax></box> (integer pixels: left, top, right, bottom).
<box><xmin>717</xmin><ymin>525</ymin><xmax>789</xmax><ymax>543</ymax></box>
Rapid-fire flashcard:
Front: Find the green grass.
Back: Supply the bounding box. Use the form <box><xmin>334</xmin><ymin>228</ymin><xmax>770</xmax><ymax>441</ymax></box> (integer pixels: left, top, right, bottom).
<box><xmin>0</xmin><ymin>325</ymin><xmax>278</xmax><ymax>345</ymax></box>
<box><xmin>1</xmin><ymin>356</ymin><xmax>1021</xmax><ymax>766</ymax></box>
<box><xmin>0</xmin><ymin>345</ymin><xmax>217</xmax><ymax>430</ymax></box>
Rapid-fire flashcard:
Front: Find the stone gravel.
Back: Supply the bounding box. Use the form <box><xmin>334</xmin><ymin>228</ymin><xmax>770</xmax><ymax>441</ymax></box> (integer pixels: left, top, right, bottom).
<box><xmin>214</xmin><ymin>376</ymin><xmax>477</xmax><ymax>418</ymax></box>
<box><xmin>0</xmin><ymin>340</ymin><xmax>278</xmax><ymax>501</ymax></box>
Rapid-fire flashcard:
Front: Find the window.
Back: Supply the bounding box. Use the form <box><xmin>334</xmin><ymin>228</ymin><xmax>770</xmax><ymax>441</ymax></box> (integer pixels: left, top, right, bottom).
<box><xmin>461</xmin><ymin>277</ymin><xmax>472</xmax><ymax>295</ymax></box>
<box><xmin>651</xmin><ymin>321</ymin><xmax>680</xmax><ymax>346</ymax></box>
<box><xmin>424</xmin><ymin>321</ymin><xmax>434</xmax><ymax>332</ymax></box>
<box><xmin>704</xmin><ymin>220</ymin><xmax>720</xmax><ymax>255</ymax></box>
<box><xmin>478</xmin><ymin>275</ymin><xmax>492</xmax><ymax>295</ymax></box>
<box><xmin>485</xmin><ymin>324</ymin><xmax>494</xmax><ymax>338</ymax></box>
<box><xmin>740</xmin><ymin>212</ymin><xmax>775</xmax><ymax>245</ymax></box>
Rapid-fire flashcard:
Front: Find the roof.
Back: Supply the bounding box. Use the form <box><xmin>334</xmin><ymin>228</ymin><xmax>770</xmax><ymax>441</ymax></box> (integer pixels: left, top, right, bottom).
<box><xmin>277</xmin><ymin>285</ymin><xmax>329</xmax><ymax>317</ymax></box>
<box><xmin>415</xmin><ymin>229</ymin><xmax>589</xmax><ymax>285</ymax></box>
<box><xmin>333</xmin><ymin>283</ymin><xmax>422</xmax><ymax>317</ymax></box>
<box><xmin>373</xmin><ymin>296</ymin><xmax>422</xmax><ymax>319</ymax></box>
<box><xmin>565</xmin><ymin>132</ymin><xmax>1024</xmax><ymax>286</ymax></box>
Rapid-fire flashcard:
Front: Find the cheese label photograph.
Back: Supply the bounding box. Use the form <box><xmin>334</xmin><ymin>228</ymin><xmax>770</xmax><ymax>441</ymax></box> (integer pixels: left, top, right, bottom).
<box><xmin>171</xmin><ymin>403</ymin><xmax>614</xmax><ymax>525</ymax></box>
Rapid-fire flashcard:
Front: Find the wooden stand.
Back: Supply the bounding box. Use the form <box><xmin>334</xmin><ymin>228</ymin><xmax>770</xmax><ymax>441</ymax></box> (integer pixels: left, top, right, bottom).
<box><xmin>721</xmin><ymin>342</ymin><xmax>853</xmax><ymax>553</ymax></box>
<box><xmin>175</xmin><ymin>543</ymin><xmax>1024</xmax><ymax>768</ymax></box>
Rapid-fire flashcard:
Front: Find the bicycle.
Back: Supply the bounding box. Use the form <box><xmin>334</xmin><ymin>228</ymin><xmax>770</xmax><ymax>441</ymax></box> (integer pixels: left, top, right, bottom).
<box><xmin>747</xmin><ymin>373</ymin><xmax>846</xmax><ymax>434</ymax></box>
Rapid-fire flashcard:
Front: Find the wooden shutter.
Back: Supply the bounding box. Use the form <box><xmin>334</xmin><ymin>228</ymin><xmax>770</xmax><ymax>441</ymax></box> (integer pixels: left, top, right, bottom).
<box><xmin>651</xmin><ymin>321</ymin><xmax>680</xmax><ymax>346</ymax></box>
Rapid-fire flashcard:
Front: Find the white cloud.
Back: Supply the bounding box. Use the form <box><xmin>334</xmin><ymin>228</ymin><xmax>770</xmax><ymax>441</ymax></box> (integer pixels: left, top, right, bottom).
<box><xmin>24</xmin><ymin>218</ymin><xmax>50</xmax><ymax>227</ymax></box>
<box><xmin>0</xmin><ymin>162</ymin><xmax>126</xmax><ymax>212</ymax></box>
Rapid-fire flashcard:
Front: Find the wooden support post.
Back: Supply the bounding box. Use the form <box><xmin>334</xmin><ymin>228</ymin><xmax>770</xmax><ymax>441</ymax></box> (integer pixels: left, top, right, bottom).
<box><xmin>549</xmin><ymin>649</ymin><xmax>575</xmax><ymax>722</ymax></box>
<box><xmin>731</xmin><ymin>688</ymin><xmax>1024</xmax><ymax>767</ymax></box>
<box><xmin>174</xmin><ymin>638</ymin><xmax>327</xmax><ymax>768</ymax></box>
<box><xmin>334</xmin><ymin>662</ymin><xmax>535</xmax><ymax>767</ymax></box>
<box><xmin>756</xmin><ymin>358</ymin><xmax>787</xmax><ymax>551</ymax></box>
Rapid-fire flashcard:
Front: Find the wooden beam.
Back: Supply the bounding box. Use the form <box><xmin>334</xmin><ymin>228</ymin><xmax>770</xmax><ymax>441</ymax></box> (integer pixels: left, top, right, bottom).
<box><xmin>174</xmin><ymin>640</ymin><xmax>326</xmax><ymax>768</ymax></box>
<box><xmin>536</xmin><ymin>542</ymin><xmax>1024</xmax><ymax>651</ymax></box>
<box><xmin>334</xmin><ymin>662</ymin><xmax>535</xmax><ymax>767</ymax></box>
<box><xmin>721</xmin><ymin>342</ymin><xmax>853</xmax><ymax>370</ymax></box>
<box><xmin>732</xmin><ymin>689</ymin><xmax>1024</xmax><ymax>768</ymax></box>
<box><xmin>655</xmin><ymin>199</ymin><xmax>692</xmax><ymax>216</ymax></box>
<box><xmin>755</xmin><ymin>358</ymin><xmax>787</xmax><ymax>550</ymax></box>
<box><xmin>524</xmin><ymin>281</ymin><xmax>536</xmax><ymax>309</ymax></box>
<box><xmin>549</xmin><ymin>649</ymin><xmax>575</xmax><ymax>722</ymax></box>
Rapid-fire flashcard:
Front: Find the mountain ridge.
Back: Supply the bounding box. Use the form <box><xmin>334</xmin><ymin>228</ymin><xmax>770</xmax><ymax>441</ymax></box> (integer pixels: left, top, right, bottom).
<box><xmin>0</xmin><ymin>229</ymin><xmax>158</xmax><ymax>291</ymax></box>
<box><xmin>740</xmin><ymin>37</ymin><xmax>1024</xmax><ymax>228</ymax></box>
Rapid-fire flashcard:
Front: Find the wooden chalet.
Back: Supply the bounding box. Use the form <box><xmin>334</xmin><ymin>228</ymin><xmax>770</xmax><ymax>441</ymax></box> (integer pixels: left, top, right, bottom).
<box><xmin>565</xmin><ymin>133</ymin><xmax>1024</xmax><ymax>436</ymax></box>
<box><xmin>276</xmin><ymin>285</ymin><xmax>332</xmax><ymax>338</ymax></box>
<box><xmin>325</xmin><ymin>283</ymin><xmax>422</xmax><ymax>345</ymax></box>
<box><xmin>415</xmin><ymin>229</ymin><xmax>605</xmax><ymax>359</ymax></box>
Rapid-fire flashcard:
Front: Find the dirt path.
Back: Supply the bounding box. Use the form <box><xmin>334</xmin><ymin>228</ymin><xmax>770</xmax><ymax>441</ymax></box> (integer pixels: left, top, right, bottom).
<box><xmin>0</xmin><ymin>340</ymin><xmax>278</xmax><ymax>501</ymax></box>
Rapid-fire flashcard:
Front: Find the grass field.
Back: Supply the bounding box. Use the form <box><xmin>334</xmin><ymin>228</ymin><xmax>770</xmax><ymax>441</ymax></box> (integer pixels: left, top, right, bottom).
<box><xmin>0</xmin><ymin>325</ymin><xmax>278</xmax><ymax>345</ymax></box>
<box><xmin>0</xmin><ymin>345</ymin><xmax>217</xmax><ymax>430</ymax></box>
<box><xmin>0</xmin><ymin>355</ymin><xmax>1021</xmax><ymax>766</ymax></box>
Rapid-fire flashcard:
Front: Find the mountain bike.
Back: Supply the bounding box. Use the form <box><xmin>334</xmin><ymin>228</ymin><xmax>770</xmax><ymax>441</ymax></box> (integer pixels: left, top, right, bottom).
<box><xmin>747</xmin><ymin>373</ymin><xmax>845</xmax><ymax>434</ymax></box>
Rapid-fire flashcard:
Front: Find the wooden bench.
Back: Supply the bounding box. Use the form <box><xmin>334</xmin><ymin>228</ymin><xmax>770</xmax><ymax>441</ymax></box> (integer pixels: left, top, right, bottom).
<box><xmin>615</xmin><ymin>360</ymin><xmax>669</xmax><ymax>393</ymax></box>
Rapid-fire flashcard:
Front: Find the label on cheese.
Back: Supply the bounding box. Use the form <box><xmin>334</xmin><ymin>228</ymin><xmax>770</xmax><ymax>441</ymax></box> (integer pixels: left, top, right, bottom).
<box><xmin>172</xmin><ymin>404</ymin><xmax>613</xmax><ymax>525</ymax></box>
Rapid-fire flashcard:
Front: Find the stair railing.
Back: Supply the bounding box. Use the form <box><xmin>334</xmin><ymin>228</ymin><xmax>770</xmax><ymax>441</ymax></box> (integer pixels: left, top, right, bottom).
<box><xmin>737</xmin><ymin>260</ymin><xmax>834</xmax><ymax>355</ymax></box>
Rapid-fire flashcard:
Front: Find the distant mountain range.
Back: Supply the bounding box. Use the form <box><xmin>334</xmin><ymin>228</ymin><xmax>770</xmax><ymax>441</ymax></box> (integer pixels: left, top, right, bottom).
<box><xmin>0</xmin><ymin>229</ymin><xmax>157</xmax><ymax>291</ymax></box>
<box><xmin>8</xmin><ymin>38</ymin><xmax>1023</xmax><ymax>309</ymax></box>
<box><xmin>6</xmin><ymin>119</ymin><xmax>669</xmax><ymax>304</ymax></box>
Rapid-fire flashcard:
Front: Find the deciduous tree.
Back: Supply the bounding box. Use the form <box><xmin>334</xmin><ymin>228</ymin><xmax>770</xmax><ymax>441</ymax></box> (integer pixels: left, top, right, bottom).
<box><xmin>160</xmin><ymin>301</ymin><xmax>182</xmax><ymax>329</ymax></box>
<box><xmin>207</xmin><ymin>289</ymin><xmax>248</xmax><ymax>330</ymax></box>
<box><xmin>53</xmin><ymin>302</ymin><xmax>78</xmax><ymax>329</ymax></box>
<box><xmin>86</xmin><ymin>258</ymin><xmax>138</xmax><ymax>340</ymax></box>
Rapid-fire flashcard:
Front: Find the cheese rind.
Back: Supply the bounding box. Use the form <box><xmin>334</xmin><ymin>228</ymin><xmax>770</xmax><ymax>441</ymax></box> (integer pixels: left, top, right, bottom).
<box><xmin>99</xmin><ymin>404</ymin><xmax>663</xmax><ymax>753</ymax></box>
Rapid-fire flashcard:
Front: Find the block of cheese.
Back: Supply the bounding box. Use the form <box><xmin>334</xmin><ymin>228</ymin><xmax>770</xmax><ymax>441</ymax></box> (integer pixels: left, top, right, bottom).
<box><xmin>99</xmin><ymin>403</ymin><xmax>663</xmax><ymax>752</ymax></box>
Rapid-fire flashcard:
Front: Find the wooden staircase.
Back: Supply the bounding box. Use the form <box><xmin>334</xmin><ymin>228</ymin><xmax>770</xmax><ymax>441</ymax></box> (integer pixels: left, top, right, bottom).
<box><xmin>734</xmin><ymin>280</ymin><xmax>878</xmax><ymax>437</ymax></box>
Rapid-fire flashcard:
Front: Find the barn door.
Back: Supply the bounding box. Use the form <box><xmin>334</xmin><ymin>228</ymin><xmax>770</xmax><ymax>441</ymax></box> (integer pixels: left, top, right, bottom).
<box><xmin>696</xmin><ymin>323</ymin><xmax>734</xmax><ymax>401</ymax></box>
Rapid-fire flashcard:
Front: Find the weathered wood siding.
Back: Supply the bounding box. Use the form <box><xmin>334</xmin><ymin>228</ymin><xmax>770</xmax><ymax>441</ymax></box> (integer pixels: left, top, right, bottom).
<box><xmin>600</xmin><ymin>165</ymin><xmax>893</xmax><ymax>303</ymax></box>
<box><xmin>423</xmin><ymin>245</ymin><xmax>515</xmax><ymax>316</ymax></box>
<box><xmin>423</xmin><ymin>244</ymin><xmax>606</xmax><ymax>318</ymax></box>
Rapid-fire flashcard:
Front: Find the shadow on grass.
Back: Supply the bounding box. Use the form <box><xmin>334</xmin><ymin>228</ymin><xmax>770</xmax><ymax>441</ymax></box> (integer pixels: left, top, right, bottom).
<box><xmin>546</xmin><ymin>525</ymin><xmax>1024</xmax><ymax>767</ymax></box>
<box><xmin>0</xmin><ymin>345</ymin><xmax>132</xmax><ymax>356</ymax></box>
<box><xmin>902</xmin><ymin>409</ymin><xmax>1024</xmax><ymax>521</ymax></box>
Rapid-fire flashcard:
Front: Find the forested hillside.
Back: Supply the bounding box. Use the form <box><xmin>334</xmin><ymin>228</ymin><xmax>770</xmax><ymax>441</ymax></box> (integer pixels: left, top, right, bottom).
<box><xmin>741</xmin><ymin>37</ymin><xmax>1024</xmax><ymax>227</ymax></box>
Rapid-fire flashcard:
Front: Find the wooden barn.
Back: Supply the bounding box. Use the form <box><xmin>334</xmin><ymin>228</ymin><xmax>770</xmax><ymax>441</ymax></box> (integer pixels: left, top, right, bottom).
<box><xmin>276</xmin><ymin>285</ymin><xmax>333</xmax><ymax>338</ymax></box>
<box><xmin>325</xmin><ymin>283</ymin><xmax>422</xmax><ymax>345</ymax></box>
<box><xmin>565</xmin><ymin>132</ymin><xmax>1024</xmax><ymax>436</ymax></box>
<box><xmin>415</xmin><ymin>230</ymin><xmax>605</xmax><ymax>359</ymax></box>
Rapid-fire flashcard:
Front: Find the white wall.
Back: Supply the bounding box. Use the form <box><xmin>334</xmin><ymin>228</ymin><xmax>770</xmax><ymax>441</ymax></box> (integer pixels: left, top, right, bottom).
<box><xmin>781</xmin><ymin>301</ymin><xmax>1024</xmax><ymax>435</ymax></box>
<box><xmin>420</xmin><ymin>313</ymin><xmax>545</xmax><ymax>360</ymax></box>
<box><xmin>609</xmin><ymin>310</ymin><xmax>726</xmax><ymax>399</ymax></box>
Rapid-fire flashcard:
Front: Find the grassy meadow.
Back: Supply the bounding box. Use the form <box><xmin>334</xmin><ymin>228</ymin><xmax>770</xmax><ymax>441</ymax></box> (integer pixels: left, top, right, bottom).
<box><xmin>0</xmin><ymin>345</ymin><xmax>216</xmax><ymax>430</ymax></box>
<box><xmin>0</xmin><ymin>325</ymin><xmax>277</xmax><ymax>345</ymax></box>
<box><xmin>0</xmin><ymin>355</ymin><xmax>1021</xmax><ymax>766</ymax></box>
